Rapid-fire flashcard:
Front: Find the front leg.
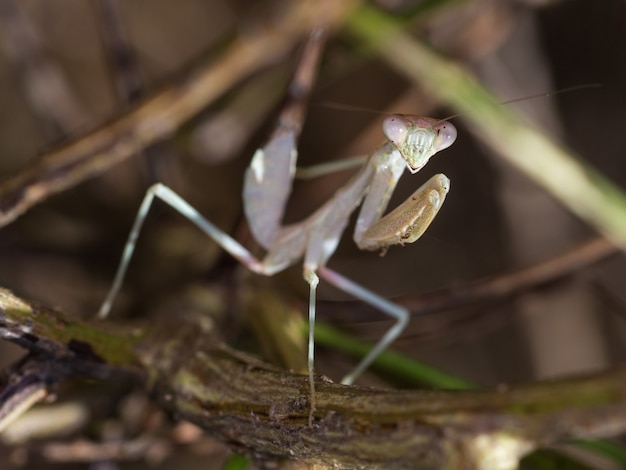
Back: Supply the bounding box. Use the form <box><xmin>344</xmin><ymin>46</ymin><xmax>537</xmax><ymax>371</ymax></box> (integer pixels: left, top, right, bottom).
<box><xmin>355</xmin><ymin>174</ymin><xmax>450</xmax><ymax>253</ymax></box>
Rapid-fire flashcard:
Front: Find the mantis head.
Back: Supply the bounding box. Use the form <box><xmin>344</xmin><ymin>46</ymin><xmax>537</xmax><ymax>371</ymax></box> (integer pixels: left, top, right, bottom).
<box><xmin>382</xmin><ymin>115</ymin><xmax>457</xmax><ymax>174</ymax></box>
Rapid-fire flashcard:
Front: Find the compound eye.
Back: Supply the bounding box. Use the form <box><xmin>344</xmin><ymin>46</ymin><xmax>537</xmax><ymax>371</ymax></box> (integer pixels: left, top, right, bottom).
<box><xmin>435</xmin><ymin>121</ymin><xmax>457</xmax><ymax>151</ymax></box>
<box><xmin>382</xmin><ymin>115</ymin><xmax>409</xmax><ymax>146</ymax></box>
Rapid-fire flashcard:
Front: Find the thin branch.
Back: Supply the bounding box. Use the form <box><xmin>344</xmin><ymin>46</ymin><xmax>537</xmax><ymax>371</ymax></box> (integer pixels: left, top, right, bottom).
<box><xmin>0</xmin><ymin>354</ymin><xmax>50</xmax><ymax>434</ymax></box>
<box><xmin>94</xmin><ymin>0</ymin><xmax>144</xmax><ymax>104</ymax></box>
<box><xmin>0</xmin><ymin>0</ymin><xmax>358</xmax><ymax>228</ymax></box>
<box><xmin>401</xmin><ymin>236</ymin><xmax>616</xmax><ymax>315</ymax></box>
<box><xmin>322</xmin><ymin>236</ymin><xmax>615</xmax><ymax>321</ymax></box>
<box><xmin>13</xmin><ymin>430</ymin><xmax>222</xmax><ymax>464</ymax></box>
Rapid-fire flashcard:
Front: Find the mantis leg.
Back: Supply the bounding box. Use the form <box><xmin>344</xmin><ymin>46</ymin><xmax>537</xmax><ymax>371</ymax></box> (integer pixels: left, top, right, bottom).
<box><xmin>318</xmin><ymin>266</ymin><xmax>409</xmax><ymax>385</ymax></box>
<box><xmin>356</xmin><ymin>173</ymin><xmax>450</xmax><ymax>252</ymax></box>
<box><xmin>98</xmin><ymin>183</ymin><xmax>267</xmax><ymax>319</ymax></box>
<box><xmin>303</xmin><ymin>267</ymin><xmax>319</xmax><ymax>422</ymax></box>
<box><xmin>243</xmin><ymin>29</ymin><xmax>326</xmax><ymax>249</ymax></box>
<box><xmin>302</xmin><ymin>213</ymin><xmax>409</xmax><ymax>387</ymax></box>
<box><xmin>295</xmin><ymin>155</ymin><xmax>368</xmax><ymax>180</ymax></box>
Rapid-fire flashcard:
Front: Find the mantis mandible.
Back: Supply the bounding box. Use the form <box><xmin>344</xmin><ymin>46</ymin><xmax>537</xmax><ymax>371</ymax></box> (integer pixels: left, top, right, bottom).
<box><xmin>97</xmin><ymin>29</ymin><xmax>457</xmax><ymax>412</ymax></box>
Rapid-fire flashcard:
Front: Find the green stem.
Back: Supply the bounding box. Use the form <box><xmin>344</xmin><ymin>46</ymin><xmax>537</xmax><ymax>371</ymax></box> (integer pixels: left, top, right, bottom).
<box><xmin>313</xmin><ymin>321</ymin><xmax>471</xmax><ymax>390</ymax></box>
<box><xmin>346</xmin><ymin>4</ymin><xmax>626</xmax><ymax>251</ymax></box>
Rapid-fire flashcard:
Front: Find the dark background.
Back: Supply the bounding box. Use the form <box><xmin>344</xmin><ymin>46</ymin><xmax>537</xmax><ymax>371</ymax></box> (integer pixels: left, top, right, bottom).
<box><xmin>0</xmin><ymin>0</ymin><xmax>625</xmax><ymax>468</ymax></box>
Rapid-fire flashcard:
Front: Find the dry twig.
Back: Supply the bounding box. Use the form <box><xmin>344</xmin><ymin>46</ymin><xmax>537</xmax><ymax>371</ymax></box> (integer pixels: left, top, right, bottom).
<box><xmin>0</xmin><ymin>0</ymin><xmax>357</xmax><ymax>228</ymax></box>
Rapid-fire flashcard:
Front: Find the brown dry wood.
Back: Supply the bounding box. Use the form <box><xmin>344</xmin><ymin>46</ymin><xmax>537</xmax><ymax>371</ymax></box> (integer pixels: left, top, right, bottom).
<box><xmin>0</xmin><ymin>0</ymin><xmax>357</xmax><ymax>229</ymax></box>
<box><xmin>2</xmin><ymin>288</ymin><xmax>626</xmax><ymax>469</ymax></box>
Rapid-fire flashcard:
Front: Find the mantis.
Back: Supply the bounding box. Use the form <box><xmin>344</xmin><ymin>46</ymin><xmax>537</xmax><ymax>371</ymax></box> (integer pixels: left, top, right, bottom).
<box><xmin>97</xmin><ymin>29</ymin><xmax>457</xmax><ymax>412</ymax></box>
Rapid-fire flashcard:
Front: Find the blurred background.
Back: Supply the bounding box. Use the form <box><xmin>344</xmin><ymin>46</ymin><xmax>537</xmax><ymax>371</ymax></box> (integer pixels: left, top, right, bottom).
<box><xmin>0</xmin><ymin>0</ymin><xmax>625</xmax><ymax>468</ymax></box>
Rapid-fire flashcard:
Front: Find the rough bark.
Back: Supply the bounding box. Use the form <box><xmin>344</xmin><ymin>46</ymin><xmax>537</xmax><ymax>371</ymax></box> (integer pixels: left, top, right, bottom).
<box><xmin>2</xmin><ymin>288</ymin><xmax>626</xmax><ymax>469</ymax></box>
